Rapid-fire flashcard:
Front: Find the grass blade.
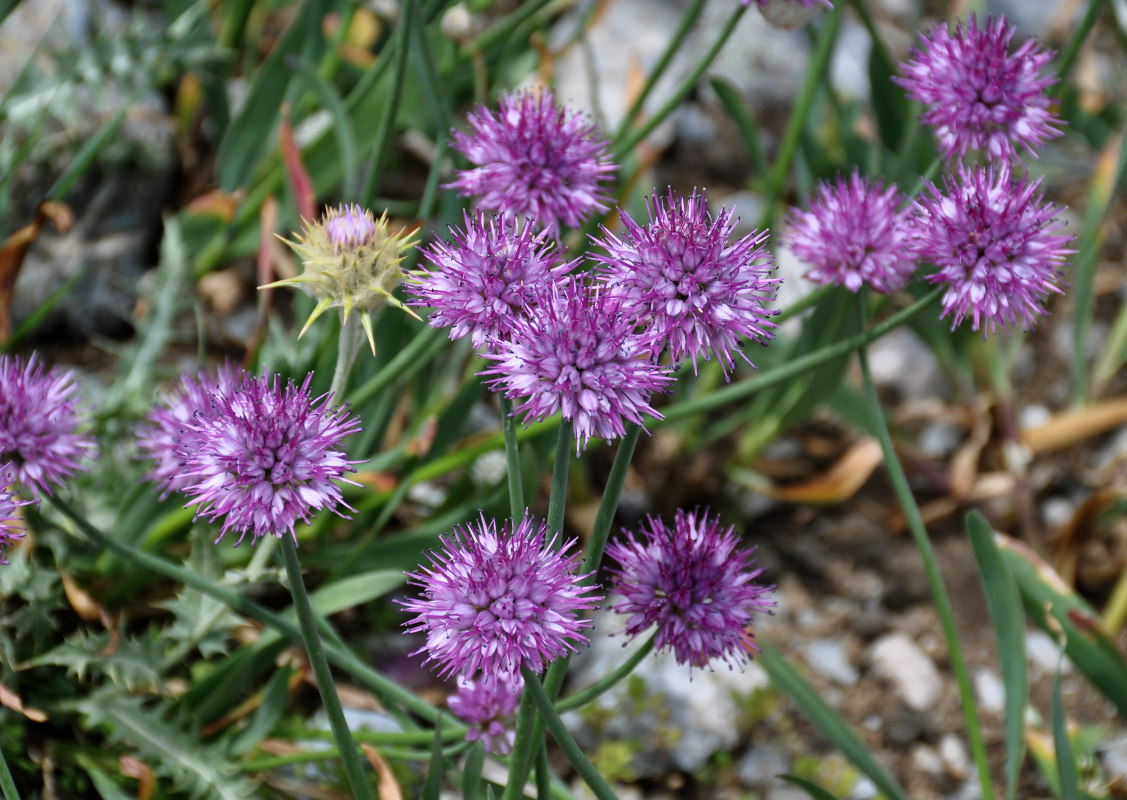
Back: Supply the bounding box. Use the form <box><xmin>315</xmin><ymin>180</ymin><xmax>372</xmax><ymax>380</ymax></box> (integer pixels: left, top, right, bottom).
<box><xmin>1052</xmin><ymin>664</ymin><xmax>1079</xmax><ymax>800</ymax></box>
<box><xmin>966</xmin><ymin>511</ymin><xmax>1028</xmax><ymax>800</ymax></box>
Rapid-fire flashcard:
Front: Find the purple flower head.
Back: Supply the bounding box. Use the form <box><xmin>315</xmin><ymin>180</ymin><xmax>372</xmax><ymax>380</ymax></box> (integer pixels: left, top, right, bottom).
<box><xmin>606</xmin><ymin>508</ymin><xmax>775</xmax><ymax>672</ymax></box>
<box><xmin>1</xmin><ymin>465</ymin><xmax>35</xmax><ymax>566</ymax></box>
<box><xmin>481</xmin><ymin>277</ymin><xmax>674</xmax><ymax>454</ymax></box>
<box><xmin>407</xmin><ymin>213</ymin><xmax>572</xmax><ymax>350</ymax></box>
<box><xmin>400</xmin><ymin>511</ymin><xmax>601</xmax><ymax>680</ymax></box>
<box><xmin>785</xmin><ymin>171</ymin><xmax>918</xmax><ymax>294</ymax></box>
<box><xmin>914</xmin><ymin>164</ymin><xmax>1072</xmax><ymax>334</ymax></box>
<box><xmin>592</xmin><ymin>189</ymin><xmax>779</xmax><ymax>378</ymax></box>
<box><xmin>446</xmin><ymin>89</ymin><xmax>615</xmax><ymax>236</ymax></box>
<box><xmin>326</xmin><ymin>203</ymin><xmax>377</xmax><ymax>250</ymax></box>
<box><xmin>447</xmin><ymin>671</ymin><xmax>524</xmax><ymax>755</ymax></box>
<box><xmin>137</xmin><ymin>363</ymin><xmax>244</xmax><ymax>499</ymax></box>
<box><xmin>177</xmin><ymin>372</ymin><xmax>362</xmax><ymax>546</ymax></box>
<box><xmin>894</xmin><ymin>14</ymin><xmax>1062</xmax><ymax>163</ymax></box>
<box><xmin>0</xmin><ymin>354</ymin><xmax>94</xmax><ymax>497</ymax></box>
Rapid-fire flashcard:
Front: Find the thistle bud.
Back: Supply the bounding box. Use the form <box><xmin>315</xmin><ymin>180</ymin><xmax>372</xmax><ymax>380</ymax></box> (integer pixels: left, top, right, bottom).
<box><xmin>264</xmin><ymin>204</ymin><xmax>420</xmax><ymax>353</ymax></box>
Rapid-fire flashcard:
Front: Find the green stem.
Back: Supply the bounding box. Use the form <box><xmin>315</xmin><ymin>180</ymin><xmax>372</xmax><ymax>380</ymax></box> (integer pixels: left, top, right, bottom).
<box><xmin>547</xmin><ymin>423</ymin><xmax>572</xmax><ymax>537</ymax></box>
<box><xmin>760</xmin><ymin>4</ymin><xmax>842</xmax><ymax>230</ymax></box>
<box><xmin>501</xmin><ymin>690</ymin><xmax>539</xmax><ymax>800</ymax></box>
<box><xmin>1103</xmin><ymin>565</ymin><xmax>1127</xmax><ymax>635</ymax></box>
<box><xmin>331</xmin><ymin>311</ymin><xmax>365</xmax><ymax>401</ymax></box>
<box><xmin>46</xmin><ymin>495</ymin><xmax>447</xmax><ymax>726</ymax></box>
<box><xmin>500</xmin><ymin>394</ymin><xmax>525</xmax><ymax>521</ymax></box>
<box><xmin>612</xmin><ymin>4</ymin><xmax>748</xmax><ymax>158</ymax></box>
<box><xmin>350</xmin><ymin>326</ymin><xmax>445</xmax><ymax>407</ymax></box>
<box><xmin>360</xmin><ymin>1</ymin><xmax>412</xmax><ymax>206</ymax></box>
<box><xmin>612</xmin><ymin>0</ymin><xmax>708</xmax><ymax>143</ymax></box>
<box><xmin>1051</xmin><ymin>0</ymin><xmax>1108</xmax><ymax>95</ymax></box>
<box><xmin>520</xmin><ymin>668</ymin><xmax>619</xmax><ymax>800</ymax></box>
<box><xmin>536</xmin><ymin>743</ymin><xmax>552</xmax><ymax>800</ymax></box>
<box><xmin>556</xmin><ymin>635</ymin><xmax>655</xmax><ymax>713</ymax></box>
<box><xmin>279</xmin><ymin>538</ymin><xmax>373</xmax><ymax>800</ymax></box>
<box><xmin>855</xmin><ymin>297</ymin><xmax>995</xmax><ymax>800</ymax></box>
<box><xmin>0</xmin><ymin>747</ymin><xmax>19</xmax><ymax>800</ymax></box>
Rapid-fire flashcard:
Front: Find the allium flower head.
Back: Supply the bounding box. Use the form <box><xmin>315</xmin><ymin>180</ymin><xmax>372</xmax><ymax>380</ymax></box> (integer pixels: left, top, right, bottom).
<box><xmin>606</xmin><ymin>508</ymin><xmax>775</xmax><ymax>671</ymax></box>
<box><xmin>895</xmin><ymin>14</ymin><xmax>1062</xmax><ymax>162</ymax></box>
<box><xmin>1</xmin><ymin>465</ymin><xmax>35</xmax><ymax>566</ymax></box>
<box><xmin>264</xmin><ymin>204</ymin><xmax>420</xmax><ymax>354</ymax></box>
<box><xmin>592</xmin><ymin>189</ymin><xmax>779</xmax><ymax>377</ymax></box>
<box><xmin>137</xmin><ymin>363</ymin><xmax>243</xmax><ymax>499</ymax></box>
<box><xmin>786</xmin><ymin>171</ymin><xmax>918</xmax><ymax>294</ymax></box>
<box><xmin>0</xmin><ymin>354</ymin><xmax>94</xmax><ymax>497</ymax></box>
<box><xmin>447</xmin><ymin>89</ymin><xmax>615</xmax><ymax>236</ymax></box>
<box><xmin>914</xmin><ymin>164</ymin><xmax>1072</xmax><ymax>334</ymax></box>
<box><xmin>447</xmin><ymin>671</ymin><xmax>523</xmax><ymax>755</ymax></box>
<box><xmin>400</xmin><ymin>512</ymin><xmax>601</xmax><ymax>680</ymax></box>
<box><xmin>482</xmin><ymin>277</ymin><xmax>674</xmax><ymax>454</ymax></box>
<box><xmin>177</xmin><ymin>372</ymin><xmax>362</xmax><ymax>546</ymax></box>
<box><xmin>407</xmin><ymin>213</ymin><xmax>572</xmax><ymax>350</ymax></box>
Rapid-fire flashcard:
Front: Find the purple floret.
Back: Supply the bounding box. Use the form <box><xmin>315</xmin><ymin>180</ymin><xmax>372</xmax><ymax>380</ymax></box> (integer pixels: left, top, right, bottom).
<box><xmin>914</xmin><ymin>164</ymin><xmax>1072</xmax><ymax>334</ymax></box>
<box><xmin>606</xmin><ymin>508</ymin><xmax>775</xmax><ymax>672</ymax></box>
<box><xmin>176</xmin><ymin>371</ymin><xmax>362</xmax><ymax>546</ymax></box>
<box><xmin>481</xmin><ymin>276</ymin><xmax>674</xmax><ymax>454</ymax></box>
<box><xmin>447</xmin><ymin>671</ymin><xmax>523</xmax><ymax>755</ymax></box>
<box><xmin>0</xmin><ymin>353</ymin><xmax>95</xmax><ymax>497</ymax></box>
<box><xmin>400</xmin><ymin>512</ymin><xmax>601</xmax><ymax>680</ymax></box>
<box><xmin>786</xmin><ymin>170</ymin><xmax>918</xmax><ymax>294</ymax></box>
<box><xmin>592</xmin><ymin>189</ymin><xmax>779</xmax><ymax>378</ymax></box>
<box><xmin>446</xmin><ymin>89</ymin><xmax>615</xmax><ymax>236</ymax></box>
<box><xmin>408</xmin><ymin>213</ymin><xmax>572</xmax><ymax>350</ymax></box>
<box><xmin>895</xmin><ymin>13</ymin><xmax>1062</xmax><ymax>163</ymax></box>
<box><xmin>0</xmin><ymin>464</ymin><xmax>35</xmax><ymax>566</ymax></box>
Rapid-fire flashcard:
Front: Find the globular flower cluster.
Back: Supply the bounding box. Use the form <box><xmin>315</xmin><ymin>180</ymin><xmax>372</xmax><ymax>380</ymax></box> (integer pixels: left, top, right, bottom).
<box><xmin>447</xmin><ymin>89</ymin><xmax>614</xmax><ymax>236</ymax></box>
<box><xmin>786</xmin><ymin>171</ymin><xmax>918</xmax><ymax>295</ymax></box>
<box><xmin>606</xmin><ymin>508</ymin><xmax>775</xmax><ymax>671</ymax></box>
<box><xmin>136</xmin><ymin>363</ymin><xmax>243</xmax><ymax>499</ymax></box>
<box><xmin>915</xmin><ymin>165</ymin><xmax>1071</xmax><ymax>334</ymax></box>
<box><xmin>482</xmin><ymin>277</ymin><xmax>674</xmax><ymax>453</ymax></box>
<box><xmin>447</xmin><ymin>671</ymin><xmax>524</xmax><ymax>755</ymax></box>
<box><xmin>400</xmin><ymin>512</ymin><xmax>600</xmax><ymax>680</ymax></box>
<box><xmin>143</xmin><ymin>370</ymin><xmax>362</xmax><ymax>546</ymax></box>
<box><xmin>0</xmin><ymin>464</ymin><xmax>34</xmax><ymax>566</ymax></box>
<box><xmin>593</xmin><ymin>189</ymin><xmax>779</xmax><ymax>377</ymax></box>
<box><xmin>895</xmin><ymin>14</ymin><xmax>1062</xmax><ymax>163</ymax></box>
<box><xmin>0</xmin><ymin>354</ymin><xmax>94</xmax><ymax>497</ymax></box>
<box><xmin>408</xmin><ymin>213</ymin><xmax>572</xmax><ymax>350</ymax></box>
<box><xmin>265</xmin><ymin>204</ymin><xmax>419</xmax><ymax>354</ymax></box>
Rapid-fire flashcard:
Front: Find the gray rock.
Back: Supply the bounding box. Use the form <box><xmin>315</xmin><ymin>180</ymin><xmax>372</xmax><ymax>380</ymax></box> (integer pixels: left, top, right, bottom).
<box><xmin>973</xmin><ymin>667</ymin><xmax>1005</xmax><ymax>714</ymax></box>
<box><xmin>939</xmin><ymin>733</ymin><xmax>969</xmax><ymax>780</ymax></box>
<box><xmin>869</xmin><ymin>632</ymin><xmax>942</xmax><ymax>711</ymax></box>
<box><xmin>802</xmin><ymin>639</ymin><xmax>859</xmax><ymax>687</ymax></box>
<box><xmin>866</xmin><ymin>328</ymin><xmax>946</xmax><ymax>402</ymax></box>
<box><xmin>737</xmin><ymin>745</ymin><xmax>789</xmax><ymax>787</ymax></box>
<box><xmin>911</xmin><ymin>744</ymin><xmax>944</xmax><ymax>777</ymax></box>
<box><xmin>1100</xmin><ymin>732</ymin><xmax>1127</xmax><ymax>781</ymax></box>
<box><xmin>565</xmin><ymin>612</ymin><xmax>770</xmax><ymax>776</ymax></box>
<box><xmin>1026</xmin><ymin>628</ymin><xmax>1072</xmax><ymax>677</ymax></box>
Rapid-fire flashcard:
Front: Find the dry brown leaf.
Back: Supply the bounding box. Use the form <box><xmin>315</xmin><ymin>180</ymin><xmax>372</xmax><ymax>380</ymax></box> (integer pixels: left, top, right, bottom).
<box><xmin>1021</xmin><ymin>397</ymin><xmax>1127</xmax><ymax>455</ymax></box>
<box><xmin>766</xmin><ymin>437</ymin><xmax>883</xmax><ymax>505</ymax></box>
<box><xmin>185</xmin><ymin>189</ymin><xmax>241</xmax><ymax>222</ymax></box>
<box><xmin>0</xmin><ymin>202</ymin><xmax>73</xmax><ymax>341</ymax></box>
<box><xmin>119</xmin><ymin>755</ymin><xmax>154</xmax><ymax>800</ymax></box>
<box><xmin>948</xmin><ymin>399</ymin><xmax>992</xmax><ymax>500</ymax></box>
<box><xmin>279</xmin><ymin>106</ymin><xmax>316</xmax><ymax>223</ymax></box>
<box><xmin>60</xmin><ymin>572</ymin><xmax>110</xmax><ymax>624</ymax></box>
<box><xmin>0</xmin><ymin>682</ymin><xmax>47</xmax><ymax>722</ymax></box>
<box><xmin>362</xmin><ymin>744</ymin><xmax>403</xmax><ymax>800</ymax></box>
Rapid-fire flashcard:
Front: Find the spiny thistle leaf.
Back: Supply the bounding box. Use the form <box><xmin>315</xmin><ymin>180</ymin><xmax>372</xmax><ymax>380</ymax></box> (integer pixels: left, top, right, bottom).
<box><xmin>27</xmin><ymin>630</ymin><xmax>162</xmax><ymax>691</ymax></box>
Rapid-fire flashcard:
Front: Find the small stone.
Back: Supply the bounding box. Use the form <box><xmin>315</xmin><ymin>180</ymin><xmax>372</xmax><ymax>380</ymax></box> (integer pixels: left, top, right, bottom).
<box><xmin>1026</xmin><ymin>629</ymin><xmax>1071</xmax><ymax>677</ymax></box>
<box><xmin>1018</xmin><ymin>404</ymin><xmax>1052</xmax><ymax>430</ymax></box>
<box><xmin>918</xmin><ymin>420</ymin><xmax>963</xmax><ymax>458</ymax></box>
<box><xmin>849</xmin><ymin>777</ymin><xmax>878</xmax><ymax>800</ymax></box>
<box><xmin>870</xmin><ymin>632</ymin><xmax>942</xmax><ymax>711</ymax></box>
<box><xmin>1099</xmin><ymin>732</ymin><xmax>1127</xmax><ymax>782</ymax></box>
<box><xmin>911</xmin><ymin>744</ymin><xmax>943</xmax><ymax>776</ymax></box>
<box><xmin>974</xmin><ymin>667</ymin><xmax>1005</xmax><ymax>714</ymax></box>
<box><xmin>736</xmin><ymin>745</ymin><xmax>789</xmax><ymax>787</ymax></box>
<box><xmin>939</xmin><ymin>733</ymin><xmax>969</xmax><ymax>780</ymax></box>
<box><xmin>1041</xmin><ymin>496</ymin><xmax>1076</xmax><ymax>530</ymax></box>
<box><xmin>802</xmin><ymin>639</ymin><xmax>859</xmax><ymax>687</ymax></box>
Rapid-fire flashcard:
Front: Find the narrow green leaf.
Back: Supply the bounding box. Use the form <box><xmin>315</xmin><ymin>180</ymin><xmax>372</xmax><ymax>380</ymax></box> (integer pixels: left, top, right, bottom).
<box><xmin>230</xmin><ymin>665</ymin><xmax>295</xmax><ymax>755</ymax></box>
<box><xmin>778</xmin><ymin>774</ymin><xmax>842</xmax><ymax>800</ymax></box>
<box><xmin>867</xmin><ymin>34</ymin><xmax>908</xmax><ymax>151</ymax></box>
<box><xmin>966</xmin><ymin>511</ymin><xmax>1028</xmax><ymax>800</ymax></box>
<box><xmin>308</xmin><ymin>569</ymin><xmax>405</xmax><ymax>616</ymax></box>
<box><xmin>710</xmin><ymin>77</ymin><xmax>768</xmax><ymax>180</ymax></box>
<box><xmin>46</xmin><ymin>104</ymin><xmax>129</xmax><ymax>201</ymax></box>
<box><xmin>1052</xmin><ymin>666</ymin><xmax>1079</xmax><ymax>800</ymax></box>
<box><xmin>758</xmin><ymin>643</ymin><xmax>909</xmax><ymax>800</ymax></box>
<box><xmin>998</xmin><ymin>536</ymin><xmax>1127</xmax><ymax>716</ymax></box>
<box><xmin>74</xmin><ymin>753</ymin><xmax>135</xmax><ymax>800</ymax></box>
<box><xmin>423</xmin><ymin>713</ymin><xmax>445</xmax><ymax>800</ymax></box>
<box><xmin>288</xmin><ymin>54</ymin><xmax>359</xmax><ymax>201</ymax></box>
<box><xmin>463</xmin><ymin>741</ymin><xmax>485</xmax><ymax>800</ymax></box>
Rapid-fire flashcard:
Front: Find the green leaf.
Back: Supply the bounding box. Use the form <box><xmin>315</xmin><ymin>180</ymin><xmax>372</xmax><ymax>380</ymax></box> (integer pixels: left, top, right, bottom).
<box><xmin>27</xmin><ymin>630</ymin><xmax>161</xmax><ymax>692</ymax></box>
<box><xmin>78</xmin><ymin>693</ymin><xmax>258</xmax><ymax>800</ymax></box>
<box><xmin>758</xmin><ymin>643</ymin><xmax>909</xmax><ymax>800</ymax></box>
<box><xmin>710</xmin><ymin>77</ymin><xmax>767</xmax><ymax>181</ymax></box>
<box><xmin>288</xmin><ymin>54</ymin><xmax>359</xmax><ymax>201</ymax></box>
<box><xmin>867</xmin><ymin>29</ymin><xmax>908</xmax><ymax>151</ymax></box>
<box><xmin>998</xmin><ymin>535</ymin><xmax>1127</xmax><ymax>716</ymax></box>
<box><xmin>230</xmin><ymin>665</ymin><xmax>295</xmax><ymax>756</ymax></box>
<box><xmin>463</xmin><ymin>740</ymin><xmax>485</xmax><ymax>800</ymax></box>
<box><xmin>1052</xmin><ymin>665</ymin><xmax>1079</xmax><ymax>800</ymax></box>
<box><xmin>74</xmin><ymin>753</ymin><xmax>136</xmax><ymax>800</ymax></box>
<box><xmin>778</xmin><ymin>774</ymin><xmax>842</xmax><ymax>800</ymax></box>
<box><xmin>308</xmin><ymin>569</ymin><xmax>406</xmax><ymax>616</ymax></box>
<box><xmin>423</xmin><ymin>713</ymin><xmax>444</xmax><ymax>800</ymax></box>
<box><xmin>966</xmin><ymin>512</ymin><xmax>1028</xmax><ymax>800</ymax></box>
